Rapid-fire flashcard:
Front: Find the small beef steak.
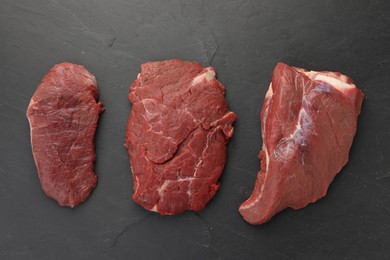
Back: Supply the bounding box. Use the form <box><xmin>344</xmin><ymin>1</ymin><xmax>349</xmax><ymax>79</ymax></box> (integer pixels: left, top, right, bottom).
<box><xmin>26</xmin><ymin>62</ymin><xmax>104</xmax><ymax>207</ymax></box>
<box><xmin>239</xmin><ymin>62</ymin><xmax>364</xmax><ymax>224</ymax></box>
<box><xmin>125</xmin><ymin>60</ymin><xmax>236</xmax><ymax>215</ymax></box>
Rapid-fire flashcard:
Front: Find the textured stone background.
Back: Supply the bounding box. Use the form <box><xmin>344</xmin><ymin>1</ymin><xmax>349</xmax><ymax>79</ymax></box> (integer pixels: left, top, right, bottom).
<box><xmin>0</xmin><ymin>0</ymin><xmax>389</xmax><ymax>259</ymax></box>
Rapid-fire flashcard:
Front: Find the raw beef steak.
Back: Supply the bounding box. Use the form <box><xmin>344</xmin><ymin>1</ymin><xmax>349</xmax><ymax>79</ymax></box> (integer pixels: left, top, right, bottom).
<box><xmin>26</xmin><ymin>62</ymin><xmax>104</xmax><ymax>207</ymax></box>
<box><xmin>239</xmin><ymin>62</ymin><xmax>364</xmax><ymax>224</ymax></box>
<box><xmin>125</xmin><ymin>60</ymin><xmax>236</xmax><ymax>215</ymax></box>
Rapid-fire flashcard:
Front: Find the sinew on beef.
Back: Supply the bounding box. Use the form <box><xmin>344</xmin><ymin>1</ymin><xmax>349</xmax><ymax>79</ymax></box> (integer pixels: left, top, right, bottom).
<box><xmin>239</xmin><ymin>62</ymin><xmax>364</xmax><ymax>224</ymax></box>
<box><xmin>125</xmin><ymin>59</ymin><xmax>236</xmax><ymax>215</ymax></box>
<box><xmin>26</xmin><ymin>62</ymin><xmax>104</xmax><ymax>207</ymax></box>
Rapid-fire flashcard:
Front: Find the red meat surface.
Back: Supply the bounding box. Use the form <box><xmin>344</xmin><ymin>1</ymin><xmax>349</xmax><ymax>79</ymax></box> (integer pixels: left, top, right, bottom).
<box><xmin>125</xmin><ymin>59</ymin><xmax>236</xmax><ymax>215</ymax></box>
<box><xmin>26</xmin><ymin>62</ymin><xmax>104</xmax><ymax>207</ymax></box>
<box><xmin>239</xmin><ymin>62</ymin><xmax>364</xmax><ymax>224</ymax></box>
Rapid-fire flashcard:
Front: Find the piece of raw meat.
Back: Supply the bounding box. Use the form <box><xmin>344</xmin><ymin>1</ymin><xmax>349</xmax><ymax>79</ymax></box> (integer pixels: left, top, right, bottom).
<box><xmin>26</xmin><ymin>62</ymin><xmax>104</xmax><ymax>207</ymax></box>
<box><xmin>125</xmin><ymin>59</ymin><xmax>236</xmax><ymax>215</ymax></box>
<box><xmin>239</xmin><ymin>62</ymin><xmax>364</xmax><ymax>224</ymax></box>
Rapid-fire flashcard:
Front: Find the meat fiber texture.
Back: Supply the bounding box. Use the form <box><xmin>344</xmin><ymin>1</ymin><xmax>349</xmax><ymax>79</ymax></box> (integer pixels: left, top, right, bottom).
<box><xmin>239</xmin><ymin>62</ymin><xmax>364</xmax><ymax>224</ymax></box>
<box><xmin>26</xmin><ymin>62</ymin><xmax>104</xmax><ymax>207</ymax></box>
<box><xmin>125</xmin><ymin>59</ymin><xmax>236</xmax><ymax>215</ymax></box>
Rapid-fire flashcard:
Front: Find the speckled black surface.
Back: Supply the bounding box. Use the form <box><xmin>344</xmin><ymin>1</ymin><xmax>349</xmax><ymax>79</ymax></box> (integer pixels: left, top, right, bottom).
<box><xmin>1</xmin><ymin>0</ymin><xmax>390</xmax><ymax>259</ymax></box>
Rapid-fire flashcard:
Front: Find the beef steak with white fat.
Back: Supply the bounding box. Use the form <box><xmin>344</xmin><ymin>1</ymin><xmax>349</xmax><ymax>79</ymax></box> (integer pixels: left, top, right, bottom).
<box><xmin>239</xmin><ymin>62</ymin><xmax>364</xmax><ymax>224</ymax></box>
<box><xmin>26</xmin><ymin>62</ymin><xmax>104</xmax><ymax>207</ymax></box>
<box><xmin>125</xmin><ymin>60</ymin><xmax>236</xmax><ymax>215</ymax></box>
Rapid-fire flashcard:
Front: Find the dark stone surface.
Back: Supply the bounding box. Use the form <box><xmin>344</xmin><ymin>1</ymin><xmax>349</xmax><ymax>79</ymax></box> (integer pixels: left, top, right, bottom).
<box><xmin>0</xmin><ymin>0</ymin><xmax>389</xmax><ymax>259</ymax></box>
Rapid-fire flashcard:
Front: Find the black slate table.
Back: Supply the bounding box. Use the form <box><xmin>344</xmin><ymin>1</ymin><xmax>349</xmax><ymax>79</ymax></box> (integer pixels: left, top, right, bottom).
<box><xmin>1</xmin><ymin>0</ymin><xmax>389</xmax><ymax>259</ymax></box>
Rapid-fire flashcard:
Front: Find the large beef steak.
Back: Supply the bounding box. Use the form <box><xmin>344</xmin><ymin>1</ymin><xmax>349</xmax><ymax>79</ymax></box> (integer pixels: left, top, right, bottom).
<box><xmin>239</xmin><ymin>62</ymin><xmax>364</xmax><ymax>224</ymax></box>
<box><xmin>27</xmin><ymin>62</ymin><xmax>104</xmax><ymax>207</ymax></box>
<box><xmin>125</xmin><ymin>59</ymin><xmax>236</xmax><ymax>215</ymax></box>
